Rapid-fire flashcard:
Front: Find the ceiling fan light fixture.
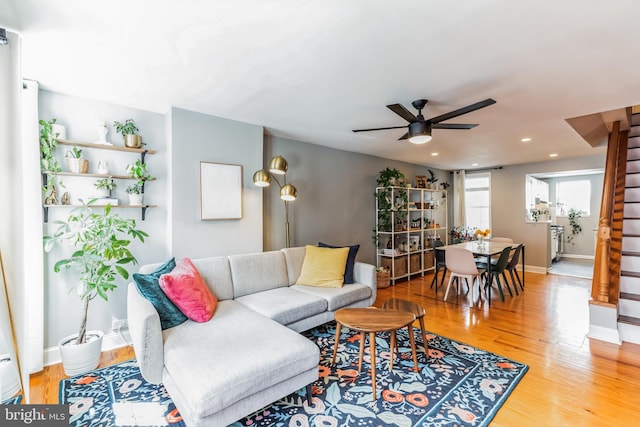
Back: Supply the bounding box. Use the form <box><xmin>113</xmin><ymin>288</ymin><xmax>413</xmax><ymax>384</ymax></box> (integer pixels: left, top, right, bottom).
<box><xmin>408</xmin><ymin>121</ymin><xmax>432</xmax><ymax>144</ymax></box>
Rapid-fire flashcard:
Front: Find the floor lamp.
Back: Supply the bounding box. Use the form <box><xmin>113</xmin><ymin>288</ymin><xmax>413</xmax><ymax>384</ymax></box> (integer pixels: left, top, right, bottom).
<box><xmin>253</xmin><ymin>155</ymin><xmax>298</xmax><ymax>248</ymax></box>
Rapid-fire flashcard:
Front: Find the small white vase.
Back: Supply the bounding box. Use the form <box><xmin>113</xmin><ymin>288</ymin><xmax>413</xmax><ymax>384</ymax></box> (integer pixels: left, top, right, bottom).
<box><xmin>97</xmin><ymin>160</ymin><xmax>109</xmax><ymax>174</ymax></box>
<box><xmin>96</xmin><ymin>188</ymin><xmax>110</xmax><ymax>198</ymax></box>
<box><xmin>58</xmin><ymin>331</ymin><xmax>104</xmax><ymax>376</ymax></box>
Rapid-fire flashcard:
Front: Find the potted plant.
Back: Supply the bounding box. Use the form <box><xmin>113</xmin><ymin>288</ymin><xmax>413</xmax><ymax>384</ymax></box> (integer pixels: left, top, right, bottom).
<box><xmin>39</xmin><ymin>118</ymin><xmax>63</xmax><ymax>197</ymax></box>
<box><xmin>65</xmin><ymin>146</ymin><xmax>89</xmax><ymax>174</ymax></box>
<box><xmin>43</xmin><ymin>201</ymin><xmax>148</xmax><ymax>375</ymax></box>
<box><xmin>114</xmin><ymin>119</ymin><xmax>142</xmax><ymax>148</ymax></box>
<box><xmin>126</xmin><ymin>160</ymin><xmax>152</xmax><ymax>205</ymax></box>
<box><xmin>567</xmin><ymin>208</ymin><xmax>583</xmax><ymax>244</ymax></box>
<box><xmin>94</xmin><ymin>177</ymin><xmax>116</xmax><ymax>198</ymax></box>
<box><xmin>375</xmin><ymin>168</ymin><xmax>409</xmax><ymax>234</ymax></box>
<box><xmin>126</xmin><ymin>184</ymin><xmax>144</xmax><ymax>206</ymax></box>
<box><xmin>427</xmin><ymin>169</ymin><xmax>439</xmax><ymax>189</ymax></box>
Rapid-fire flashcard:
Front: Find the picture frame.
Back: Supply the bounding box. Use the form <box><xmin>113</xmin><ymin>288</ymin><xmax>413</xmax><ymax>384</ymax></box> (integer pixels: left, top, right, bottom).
<box><xmin>416</xmin><ymin>175</ymin><xmax>427</xmax><ymax>188</ymax></box>
<box><xmin>200</xmin><ymin>162</ymin><xmax>243</xmax><ymax>220</ymax></box>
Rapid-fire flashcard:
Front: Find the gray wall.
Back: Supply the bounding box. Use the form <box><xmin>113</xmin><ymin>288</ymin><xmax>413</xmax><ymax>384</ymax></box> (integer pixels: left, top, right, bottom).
<box><xmin>490</xmin><ymin>154</ymin><xmax>605</xmax><ymax>269</ymax></box>
<box><xmin>169</xmin><ymin>107</ymin><xmax>264</xmax><ymax>258</ymax></box>
<box><xmin>264</xmin><ymin>135</ymin><xmax>451</xmax><ymax>265</ymax></box>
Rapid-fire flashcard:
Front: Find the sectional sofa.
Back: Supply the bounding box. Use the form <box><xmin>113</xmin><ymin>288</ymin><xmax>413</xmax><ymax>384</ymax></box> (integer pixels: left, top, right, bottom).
<box><xmin>127</xmin><ymin>245</ymin><xmax>377</xmax><ymax>426</ymax></box>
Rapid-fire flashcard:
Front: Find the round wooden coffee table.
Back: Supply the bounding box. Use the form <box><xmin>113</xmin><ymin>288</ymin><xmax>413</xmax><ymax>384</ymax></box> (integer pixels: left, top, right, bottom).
<box><xmin>331</xmin><ymin>307</ymin><xmax>417</xmax><ymax>399</ymax></box>
<box><xmin>381</xmin><ymin>298</ymin><xmax>428</xmax><ymax>355</ymax></box>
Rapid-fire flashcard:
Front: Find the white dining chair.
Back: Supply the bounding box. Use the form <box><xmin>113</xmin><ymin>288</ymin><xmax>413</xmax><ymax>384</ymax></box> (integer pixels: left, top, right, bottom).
<box><xmin>444</xmin><ymin>248</ymin><xmax>485</xmax><ymax>302</ymax></box>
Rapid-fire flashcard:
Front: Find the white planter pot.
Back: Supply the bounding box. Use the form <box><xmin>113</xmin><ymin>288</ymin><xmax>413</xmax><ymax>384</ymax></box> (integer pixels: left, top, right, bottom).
<box><xmin>129</xmin><ymin>194</ymin><xmax>144</xmax><ymax>206</ymax></box>
<box><xmin>67</xmin><ymin>158</ymin><xmax>89</xmax><ymax>174</ymax></box>
<box><xmin>58</xmin><ymin>330</ymin><xmax>104</xmax><ymax>376</ymax></box>
<box><xmin>96</xmin><ymin>188</ymin><xmax>110</xmax><ymax>198</ymax></box>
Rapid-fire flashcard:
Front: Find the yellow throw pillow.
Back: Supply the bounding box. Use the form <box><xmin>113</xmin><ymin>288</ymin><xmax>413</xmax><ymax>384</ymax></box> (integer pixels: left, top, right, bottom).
<box><xmin>296</xmin><ymin>245</ymin><xmax>350</xmax><ymax>288</ymax></box>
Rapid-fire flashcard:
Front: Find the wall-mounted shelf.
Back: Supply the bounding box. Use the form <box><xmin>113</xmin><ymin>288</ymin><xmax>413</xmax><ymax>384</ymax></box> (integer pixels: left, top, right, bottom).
<box><xmin>54</xmin><ymin>171</ymin><xmax>156</xmax><ymax>181</ymax></box>
<box><xmin>43</xmin><ymin>204</ymin><xmax>157</xmax><ymax>222</ymax></box>
<box><xmin>57</xmin><ymin>139</ymin><xmax>156</xmax><ymax>162</ymax></box>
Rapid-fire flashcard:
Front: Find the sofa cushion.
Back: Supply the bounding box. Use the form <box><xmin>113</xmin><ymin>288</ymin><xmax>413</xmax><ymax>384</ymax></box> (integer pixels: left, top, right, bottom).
<box><xmin>235</xmin><ymin>287</ymin><xmax>328</xmax><ymax>325</ymax></box>
<box><xmin>229</xmin><ymin>251</ymin><xmax>289</xmax><ymax>298</ymax></box>
<box><xmin>159</xmin><ymin>258</ymin><xmax>218</xmax><ymax>322</ymax></box>
<box><xmin>132</xmin><ymin>258</ymin><xmax>187</xmax><ymax>330</ymax></box>
<box><xmin>281</xmin><ymin>246</ymin><xmax>306</xmax><ymax>285</ymax></box>
<box><xmin>318</xmin><ymin>242</ymin><xmax>360</xmax><ymax>284</ymax></box>
<box><xmin>162</xmin><ymin>300</ymin><xmax>319</xmax><ymax>420</ymax></box>
<box><xmin>292</xmin><ymin>283</ymin><xmax>372</xmax><ymax>311</ymax></box>
<box><xmin>296</xmin><ymin>245</ymin><xmax>349</xmax><ymax>288</ymax></box>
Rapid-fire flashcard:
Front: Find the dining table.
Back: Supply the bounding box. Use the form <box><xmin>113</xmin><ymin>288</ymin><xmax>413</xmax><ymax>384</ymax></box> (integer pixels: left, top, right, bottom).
<box><xmin>435</xmin><ymin>241</ymin><xmax>525</xmax><ymax>304</ymax></box>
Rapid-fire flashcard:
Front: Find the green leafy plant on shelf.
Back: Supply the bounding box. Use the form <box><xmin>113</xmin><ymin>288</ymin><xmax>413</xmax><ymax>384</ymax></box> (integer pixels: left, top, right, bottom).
<box><xmin>113</xmin><ymin>119</ymin><xmax>139</xmax><ymax>136</ymax></box>
<box><xmin>94</xmin><ymin>177</ymin><xmax>117</xmax><ymax>191</ymax></box>
<box><xmin>125</xmin><ymin>184</ymin><xmax>142</xmax><ymax>195</ymax></box>
<box><xmin>65</xmin><ymin>146</ymin><xmax>83</xmax><ymax>159</ymax></box>
<box><xmin>427</xmin><ymin>169</ymin><xmax>439</xmax><ymax>185</ymax></box>
<box><xmin>567</xmin><ymin>208</ymin><xmax>583</xmax><ymax>244</ymax></box>
<box><xmin>43</xmin><ymin>201</ymin><xmax>148</xmax><ymax>344</ymax></box>
<box><xmin>39</xmin><ymin>118</ymin><xmax>63</xmax><ymax>195</ymax></box>
<box><xmin>373</xmin><ymin>168</ymin><xmax>409</xmax><ymax>243</ymax></box>
<box><xmin>126</xmin><ymin>159</ymin><xmax>153</xmax><ymax>186</ymax></box>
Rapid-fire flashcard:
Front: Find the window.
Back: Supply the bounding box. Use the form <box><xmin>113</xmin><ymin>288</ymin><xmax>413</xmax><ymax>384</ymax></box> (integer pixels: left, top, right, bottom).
<box><xmin>556</xmin><ymin>180</ymin><xmax>590</xmax><ymax>216</ymax></box>
<box><xmin>465</xmin><ymin>173</ymin><xmax>491</xmax><ymax>230</ymax></box>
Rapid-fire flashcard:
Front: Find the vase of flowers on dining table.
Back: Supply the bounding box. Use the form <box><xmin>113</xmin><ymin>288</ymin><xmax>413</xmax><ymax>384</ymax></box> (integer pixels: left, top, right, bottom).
<box><xmin>474</xmin><ymin>228</ymin><xmax>491</xmax><ymax>249</ymax></box>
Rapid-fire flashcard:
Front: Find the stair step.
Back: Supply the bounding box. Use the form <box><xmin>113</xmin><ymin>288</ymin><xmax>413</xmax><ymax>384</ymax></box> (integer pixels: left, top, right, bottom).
<box><xmin>620</xmin><ymin>275</ymin><xmax>640</xmax><ymax>293</ymax></box>
<box><xmin>632</xmin><ymin>114</ymin><xmax>640</xmax><ymax>127</ymax></box>
<box><xmin>619</xmin><ymin>315</ymin><xmax>640</xmax><ymax>326</ymax></box>
<box><xmin>621</xmin><ymin>292</ymin><xmax>640</xmax><ymax>301</ymax></box>
<box><xmin>619</xmin><ymin>297</ymin><xmax>640</xmax><ymax>316</ymax></box>
<box><xmin>628</xmin><ymin>160</ymin><xmax>640</xmax><ymax>173</ymax></box>
<box><xmin>631</xmin><ymin>125</ymin><xmax>640</xmax><ymax>138</ymax></box>
<box><xmin>621</xmin><ymin>237</ymin><xmax>640</xmax><ymax>253</ymax></box>
<box><xmin>625</xmin><ymin>187</ymin><xmax>640</xmax><ymax>202</ymax></box>
<box><xmin>623</xmin><ymin>203</ymin><xmax>640</xmax><ymax>218</ymax></box>
<box><xmin>629</xmin><ymin>147</ymin><xmax>640</xmax><ymax>161</ymax></box>
<box><xmin>619</xmin><ymin>321</ymin><xmax>640</xmax><ymax>345</ymax></box>
<box><xmin>628</xmin><ymin>135</ymin><xmax>640</xmax><ymax>148</ymax></box>
<box><xmin>621</xmin><ymin>270</ymin><xmax>640</xmax><ymax>278</ymax></box>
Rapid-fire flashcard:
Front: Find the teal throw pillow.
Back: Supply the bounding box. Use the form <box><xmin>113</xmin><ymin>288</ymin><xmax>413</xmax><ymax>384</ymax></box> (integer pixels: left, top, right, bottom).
<box><xmin>133</xmin><ymin>258</ymin><xmax>188</xmax><ymax>330</ymax></box>
<box><xmin>317</xmin><ymin>242</ymin><xmax>360</xmax><ymax>284</ymax></box>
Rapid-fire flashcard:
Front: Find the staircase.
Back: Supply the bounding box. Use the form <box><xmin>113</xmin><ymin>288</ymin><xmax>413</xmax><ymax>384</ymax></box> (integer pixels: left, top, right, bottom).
<box><xmin>619</xmin><ymin>112</ymin><xmax>640</xmax><ymax>344</ymax></box>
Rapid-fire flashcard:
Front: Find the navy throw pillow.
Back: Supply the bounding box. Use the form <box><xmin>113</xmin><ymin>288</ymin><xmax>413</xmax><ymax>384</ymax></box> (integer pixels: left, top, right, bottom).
<box><xmin>133</xmin><ymin>258</ymin><xmax>188</xmax><ymax>330</ymax></box>
<box><xmin>317</xmin><ymin>242</ymin><xmax>360</xmax><ymax>284</ymax></box>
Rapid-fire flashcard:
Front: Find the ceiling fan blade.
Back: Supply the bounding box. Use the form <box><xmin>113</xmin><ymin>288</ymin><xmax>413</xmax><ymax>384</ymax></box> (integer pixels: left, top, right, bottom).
<box><xmin>353</xmin><ymin>125</ymin><xmax>408</xmax><ymax>133</ymax></box>
<box><xmin>432</xmin><ymin>123</ymin><xmax>478</xmax><ymax>129</ymax></box>
<box><xmin>387</xmin><ymin>104</ymin><xmax>417</xmax><ymax>123</ymax></box>
<box><xmin>429</xmin><ymin>98</ymin><xmax>496</xmax><ymax>124</ymax></box>
<box><xmin>398</xmin><ymin>132</ymin><xmax>409</xmax><ymax>140</ymax></box>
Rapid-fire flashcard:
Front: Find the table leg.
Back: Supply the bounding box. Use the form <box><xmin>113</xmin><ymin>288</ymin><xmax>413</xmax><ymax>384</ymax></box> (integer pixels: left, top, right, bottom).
<box><xmin>370</xmin><ymin>332</ymin><xmax>376</xmax><ymax>400</ymax></box>
<box><xmin>331</xmin><ymin>323</ymin><xmax>342</xmax><ymax>364</ymax></box>
<box><xmin>486</xmin><ymin>254</ymin><xmax>492</xmax><ymax>304</ymax></box>
<box><xmin>358</xmin><ymin>332</ymin><xmax>365</xmax><ymax>372</ymax></box>
<box><xmin>389</xmin><ymin>330</ymin><xmax>396</xmax><ymax>370</ymax></box>
<box><xmin>418</xmin><ymin>317</ymin><xmax>428</xmax><ymax>353</ymax></box>
<box><xmin>407</xmin><ymin>324</ymin><xmax>418</xmax><ymax>373</ymax></box>
<box><xmin>522</xmin><ymin>245</ymin><xmax>526</xmax><ymax>288</ymax></box>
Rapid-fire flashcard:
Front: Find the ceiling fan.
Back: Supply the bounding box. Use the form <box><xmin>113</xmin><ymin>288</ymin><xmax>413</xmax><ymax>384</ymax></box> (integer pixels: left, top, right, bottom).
<box><xmin>352</xmin><ymin>98</ymin><xmax>496</xmax><ymax>144</ymax></box>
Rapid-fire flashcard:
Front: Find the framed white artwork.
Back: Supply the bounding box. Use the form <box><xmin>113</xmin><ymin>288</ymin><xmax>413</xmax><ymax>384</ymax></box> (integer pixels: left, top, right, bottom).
<box><xmin>200</xmin><ymin>162</ymin><xmax>243</xmax><ymax>220</ymax></box>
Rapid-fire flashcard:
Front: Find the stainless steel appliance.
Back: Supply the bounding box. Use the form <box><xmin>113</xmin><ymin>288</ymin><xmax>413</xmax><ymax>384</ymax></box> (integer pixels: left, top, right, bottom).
<box><xmin>551</xmin><ymin>225</ymin><xmax>564</xmax><ymax>261</ymax></box>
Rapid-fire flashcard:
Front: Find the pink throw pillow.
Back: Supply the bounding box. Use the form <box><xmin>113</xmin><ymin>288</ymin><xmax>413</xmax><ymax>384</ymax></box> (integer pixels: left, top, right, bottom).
<box><xmin>159</xmin><ymin>257</ymin><xmax>217</xmax><ymax>322</ymax></box>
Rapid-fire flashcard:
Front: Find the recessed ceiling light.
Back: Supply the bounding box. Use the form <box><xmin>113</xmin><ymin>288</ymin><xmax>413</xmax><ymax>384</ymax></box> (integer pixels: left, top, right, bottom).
<box><xmin>549</xmin><ymin>153</ymin><xmax>558</xmax><ymax>157</ymax></box>
<box><xmin>472</xmin><ymin>163</ymin><xmax>479</xmax><ymax>166</ymax></box>
<box><xmin>431</xmin><ymin>152</ymin><xmax>438</xmax><ymax>156</ymax></box>
<box><xmin>521</xmin><ymin>137</ymin><xmax>532</xmax><ymax>142</ymax></box>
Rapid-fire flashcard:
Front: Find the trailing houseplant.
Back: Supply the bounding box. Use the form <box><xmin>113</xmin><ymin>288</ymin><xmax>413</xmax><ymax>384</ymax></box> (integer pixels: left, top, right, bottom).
<box><xmin>43</xmin><ymin>201</ymin><xmax>148</xmax><ymax>374</ymax></box>
<box><xmin>567</xmin><ymin>208</ymin><xmax>583</xmax><ymax>243</ymax></box>
<box><xmin>39</xmin><ymin>118</ymin><xmax>63</xmax><ymax>196</ymax></box>
<box><xmin>114</xmin><ymin>118</ymin><xmax>142</xmax><ymax>148</ymax></box>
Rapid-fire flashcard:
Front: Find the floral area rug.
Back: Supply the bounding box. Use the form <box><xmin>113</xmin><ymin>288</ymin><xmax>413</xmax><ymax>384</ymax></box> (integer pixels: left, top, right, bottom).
<box><xmin>59</xmin><ymin>323</ymin><xmax>527</xmax><ymax>427</ymax></box>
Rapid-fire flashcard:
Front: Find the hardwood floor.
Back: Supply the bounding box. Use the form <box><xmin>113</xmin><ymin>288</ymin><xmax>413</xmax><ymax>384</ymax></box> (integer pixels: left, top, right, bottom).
<box><xmin>30</xmin><ymin>270</ymin><xmax>640</xmax><ymax>425</ymax></box>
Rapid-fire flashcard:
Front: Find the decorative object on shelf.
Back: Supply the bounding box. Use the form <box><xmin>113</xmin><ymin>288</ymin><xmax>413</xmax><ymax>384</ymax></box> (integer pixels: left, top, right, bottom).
<box><xmin>61</xmin><ymin>192</ymin><xmax>70</xmax><ymax>205</ymax></box>
<box><xmin>200</xmin><ymin>161</ymin><xmax>243</xmax><ymax>220</ymax></box>
<box><xmin>43</xmin><ymin>201</ymin><xmax>148</xmax><ymax>375</ymax></box>
<box><xmin>114</xmin><ymin>119</ymin><xmax>142</xmax><ymax>148</ymax></box>
<box><xmin>97</xmin><ymin>160</ymin><xmax>109</xmax><ymax>175</ymax></box>
<box><xmin>440</xmin><ymin>181</ymin><xmax>450</xmax><ymax>197</ymax></box>
<box><xmin>375</xmin><ymin>168</ymin><xmax>409</xmax><ymax>235</ymax></box>
<box><xmin>95</xmin><ymin>122</ymin><xmax>111</xmax><ymax>145</ymax></box>
<box><xmin>39</xmin><ymin>118</ymin><xmax>63</xmax><ymax>196</ymax></box>
<box><xmin>474</xmin><ymin>228</ymin><xmax>491</xmax><ymax>248</ymax></box>
<box><xmin>567</xmin><ymin>208</ymin><xmax>583</xmax><ymax>244</ymax></box>
<box><xmin>94</xmin><ymin>177</ymin><xmax>116</xmax><ymax>198</ymax></box>
<box><xmin>252</xmin><ymin>155</ymin><xmax>298</xmax><ymax>248</ymax></box>
<box><xmin>427</xmin><ymin>169</ymin><xmax>438</xmax><ymax>189</ymax></box>
<box><xmin>126</xmin><ymin>184</ymin><xmax>144</xmax><ymax>206</ymax></box>
<box><xmin>415</xmin><ymin>175</ymin><xmax>427</xmax><ymax>188</ymax></box>
<box><xmin>65</xmin><ymin>146</ymin><xmax>89</xmax><ymax>174</ymax></box>
<box><xmin>44</xmin><ymin>186</ymin><xmax>58</xmax><ymax>205</ymax></box>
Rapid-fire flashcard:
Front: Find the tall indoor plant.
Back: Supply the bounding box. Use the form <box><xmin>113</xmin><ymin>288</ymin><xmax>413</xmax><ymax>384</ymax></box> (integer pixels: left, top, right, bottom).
<box><xmin>43</xmin><ymin>201</ymin><xmax>148</xmax><ymax>374</ymax></box>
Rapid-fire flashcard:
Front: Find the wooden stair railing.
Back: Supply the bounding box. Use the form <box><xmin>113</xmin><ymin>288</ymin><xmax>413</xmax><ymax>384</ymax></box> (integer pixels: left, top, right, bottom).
<box><xmin>591</xmin><ymin>120</ymin><xmax>628</xmax><ymax>305</ymax></box>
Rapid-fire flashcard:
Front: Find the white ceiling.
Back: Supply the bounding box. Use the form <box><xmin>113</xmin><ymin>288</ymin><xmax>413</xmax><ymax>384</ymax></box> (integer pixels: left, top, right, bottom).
<box><xmin>3</xmin><ymin>0</ymin><xmax>639</xmax><ymax>170</ymax></box>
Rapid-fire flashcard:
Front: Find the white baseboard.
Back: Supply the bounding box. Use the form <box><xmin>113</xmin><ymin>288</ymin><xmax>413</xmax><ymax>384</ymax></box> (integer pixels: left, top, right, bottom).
<box><xmin>588</xmin><ymin>325</ymin><xmax>621</xmax><ymax>344</ymax></box>
<box><xmin>43</xmin><ymin>329</ymin><xmax>132</xmax><ymax>367</ymax></box>
<box><xmin>561</xmin><ymin>254</ymin><xmax>595</xmax><ymax>260</ymax></box>
<box><xmin>525</xmin><ymin>264</ymin><xmax>547</xmax><ymax>274</ymax></box>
